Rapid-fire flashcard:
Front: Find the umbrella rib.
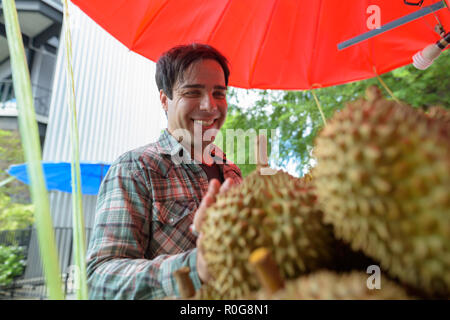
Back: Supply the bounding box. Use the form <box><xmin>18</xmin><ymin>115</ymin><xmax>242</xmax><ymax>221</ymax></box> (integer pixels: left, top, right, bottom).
<box><xmin>206</xmin><ymin>0</ymin><xmax>233</xmax><ymax>43</ymax></box>
<box><xmin>307</xmin><ymin>0</ymin><xmax>324</xmax><ymax>87</ymax></box>
<box><xmin>249</xmin><ymin>0</ymin><xmax>280</xmax><ymax>87</ymax></box>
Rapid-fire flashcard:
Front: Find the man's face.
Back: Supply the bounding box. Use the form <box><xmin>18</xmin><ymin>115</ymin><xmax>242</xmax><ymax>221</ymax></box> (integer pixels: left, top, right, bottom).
<box><xmin>160</xmin><ymin>59</ymin><xmax>228</xmax><ymax>150</ymax></box>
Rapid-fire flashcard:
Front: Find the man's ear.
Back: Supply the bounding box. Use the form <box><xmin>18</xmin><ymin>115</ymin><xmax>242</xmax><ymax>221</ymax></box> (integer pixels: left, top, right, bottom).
<box><xmin>160</xmin><ymin>89</ymin><xmax>169</xmax><ymax>113</ymax></box>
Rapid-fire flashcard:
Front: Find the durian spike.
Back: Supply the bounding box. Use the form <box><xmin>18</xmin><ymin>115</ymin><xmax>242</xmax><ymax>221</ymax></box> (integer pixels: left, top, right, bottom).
<box><xmin>174</xmin><ymin>267</ymin><xmax>196</xmax><ymax>298</ymax></box>
<box><xmin>427</xmin><ymin>105</ymin><xmax>450</xmax><ymax>126</ymax></box>
<box><xmin>365</xmin><ymin>85</ymin><xmax>384</xmax><ymax>103</ymax></box>
<box><xmin>249</xmin><ymin>247</ymin><xmax>285</xmax><ymax>295</ymax></box>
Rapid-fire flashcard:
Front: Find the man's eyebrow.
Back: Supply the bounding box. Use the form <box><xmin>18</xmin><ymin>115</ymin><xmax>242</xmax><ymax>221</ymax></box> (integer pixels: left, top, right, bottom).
<box><xmin>180</xmin><ymin>84</ymin><xmax>204</xmax><ymax>89</ymax></box>
<box><xmin>180</xmin><ymin>84</ymin><xmax>227</xmax><ymax>90</ymax></box>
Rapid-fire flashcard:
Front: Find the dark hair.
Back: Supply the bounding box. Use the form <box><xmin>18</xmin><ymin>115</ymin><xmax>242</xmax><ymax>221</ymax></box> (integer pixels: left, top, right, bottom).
<box><xmin>155</xmin><ymin>43</ymin><xmax>230</xmax><ymax>99</ymax></box>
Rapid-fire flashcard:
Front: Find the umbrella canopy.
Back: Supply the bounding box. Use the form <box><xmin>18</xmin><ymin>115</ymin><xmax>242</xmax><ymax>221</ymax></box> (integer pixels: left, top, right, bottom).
<box><xmin>7</xmin><ymin>162</ymin><xmax>111</xmax><ymax>195</ymax></box>
<box><xmin>71</xmin><ymin>0</ymin><xmax>450</xmax><ymax>90</ymax></box>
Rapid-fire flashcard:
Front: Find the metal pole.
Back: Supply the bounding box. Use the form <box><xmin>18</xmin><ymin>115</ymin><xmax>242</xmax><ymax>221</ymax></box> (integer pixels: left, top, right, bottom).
<box><xmin>338</xmin><ymin>1</ymin><xmax>447</xmax><ymax>50</ymax></box>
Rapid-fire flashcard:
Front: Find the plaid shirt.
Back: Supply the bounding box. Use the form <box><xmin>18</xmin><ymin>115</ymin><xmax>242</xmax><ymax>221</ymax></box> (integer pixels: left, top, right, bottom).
<box><xmin>86</xmin><ymin>129</ymin><xmax>242</xmax><ymax>299</ymax></box>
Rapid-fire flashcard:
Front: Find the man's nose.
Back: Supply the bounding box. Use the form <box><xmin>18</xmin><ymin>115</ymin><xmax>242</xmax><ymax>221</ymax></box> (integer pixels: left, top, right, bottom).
<box><xmin>199</xmin><ymin>92</ymin><xmax>217</xmax><ymax>111</ymax></box>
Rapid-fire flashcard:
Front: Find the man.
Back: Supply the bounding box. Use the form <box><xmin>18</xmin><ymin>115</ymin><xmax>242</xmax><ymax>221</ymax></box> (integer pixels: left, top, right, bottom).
<box><xmin>86</xmin><ymin>43</ymin><xmax>242</xmax><ymax>299</ymax></box>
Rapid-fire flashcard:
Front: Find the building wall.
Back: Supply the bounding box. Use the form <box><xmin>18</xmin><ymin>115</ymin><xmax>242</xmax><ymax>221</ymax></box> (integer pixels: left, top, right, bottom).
<box><xmin>25</xmin><ymin>3</ymin><xmax>166</xmax><ymax>279</ymax></box>
<box><xmin>1</xmin><ymin>48</ymin><xmax>56</xmax><ymax>146</ymax></box>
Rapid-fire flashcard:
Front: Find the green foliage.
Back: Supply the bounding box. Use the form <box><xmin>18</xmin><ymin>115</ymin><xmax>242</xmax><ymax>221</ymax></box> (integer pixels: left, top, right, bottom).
<box><xmin>0</xmin><ymin>245</ymin><xmax>26</xmax><ymax>286</ymax></box>
<box><xmin>0</xmin><ymin>128</ymin><xmax>34</xmax><ymax>231</ymax></box>
<box><xmin>0</xmin><ymin>192</ymin><xmax>34</xmax><ymax>230</ymax></box>
<box><xmin>0</xmin><ymin>129</ymin><xmax>23</xmax><ymax>163</ymax></box>
<box><xmin>0</xmin><ymin>129</ymin><xmax>30</xmax><ymax>202</ymax></box>
<box><xmin>224</xmin><ymin>52</ymin><xmax>450</xmax><ymax>176</ymax></box>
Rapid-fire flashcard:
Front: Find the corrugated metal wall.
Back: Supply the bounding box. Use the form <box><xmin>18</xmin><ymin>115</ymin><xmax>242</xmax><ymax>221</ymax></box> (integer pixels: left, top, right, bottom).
<box><xmin>25</xmin><ymin>3</ymin><xmax>166</xmax><ymax>279</ymax></box>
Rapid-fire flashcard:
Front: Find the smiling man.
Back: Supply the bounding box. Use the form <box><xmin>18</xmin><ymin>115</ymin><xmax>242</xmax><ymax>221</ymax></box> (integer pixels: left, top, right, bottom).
<box><xmin>86</xmin><ymin>43</ymin><xmax>242</xmax><ymax>299</ymax></box>
<box><xmin>160</xmin><ymin>52</ymin><xmax>228</xmax><ymax>166</ymax></box>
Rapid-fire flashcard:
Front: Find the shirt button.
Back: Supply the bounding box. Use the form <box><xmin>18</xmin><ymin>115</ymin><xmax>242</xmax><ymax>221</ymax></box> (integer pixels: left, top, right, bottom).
<box><xmin>169</xmin><ymin>218</ymin><xmax>174</xmax><ymax>223</ymax></box>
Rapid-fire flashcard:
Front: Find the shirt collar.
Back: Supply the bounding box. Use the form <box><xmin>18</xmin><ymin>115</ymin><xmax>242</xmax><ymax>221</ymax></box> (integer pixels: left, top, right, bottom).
<box><xmin>156</xmin><ymin>129</ymin><xmax>186</xmax><ymax>157</ymax></box>
<box><xmin>156</xmin><ymin>128</ymin><xmax>228</xmax><ymax>165</ymax></box>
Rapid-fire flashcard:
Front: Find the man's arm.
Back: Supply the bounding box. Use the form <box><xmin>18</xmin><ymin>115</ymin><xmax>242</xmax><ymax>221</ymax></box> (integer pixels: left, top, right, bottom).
<box><xmin>86</xmin><ymin>159</ymin><xmax>201</xmax><ymax>300</ymax></box>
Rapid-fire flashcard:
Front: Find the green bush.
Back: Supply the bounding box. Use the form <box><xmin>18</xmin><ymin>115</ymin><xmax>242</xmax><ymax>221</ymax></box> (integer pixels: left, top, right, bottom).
<box><xmin>0</xmin><ymin>128</ymin><xmax>34</xmax><ymax>231</ymax></box>
<box><xmin>0</xmin><ymin>192</ymin><xmax>34</xmax><ymax>231</ymax></box>
<box><xmin>0</xmin><ymin>245</ymin><xmax>26</xmax><ymax>286</ymax></box>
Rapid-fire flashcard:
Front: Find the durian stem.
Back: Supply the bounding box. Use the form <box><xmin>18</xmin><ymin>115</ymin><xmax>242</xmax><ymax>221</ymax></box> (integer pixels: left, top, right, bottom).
<box><xmin>311</xmin><ymin>90</ymin><xmax>327</xmax><ymax>126</ymax></box>
<box><xmin>174</xmin><ymin>267</ymin><xmax>196</xmax><ymax>298</ymax></box>
<box><xmin>249</xmin><ymin>247</ymin><xmax>284</xmax><ymax>295</ymax></box>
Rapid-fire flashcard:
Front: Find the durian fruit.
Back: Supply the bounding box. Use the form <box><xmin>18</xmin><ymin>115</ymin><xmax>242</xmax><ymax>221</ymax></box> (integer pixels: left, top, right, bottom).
<box><xmin>246</xmin><ymin>247</ymin><xmax>412</xmax><ymax>300</ymax></box>
<box><xmin>193</xmin><ymin>283</ymin><xmax>226</xmax><ymax>300</ymax></box>
<box><xmin>301</xmin><ymin>172</ymin><xmax>314</xmax><ymax>183</ymax></box>
<box><xmin>313</xmin><ymin>85</ymin><xmax>450</xmax><ymax>297</ymax></box>
<box><xmin>200</xmin><ymin>169</ymin><xmax>336</xmax><ymax>299</ymax></box>
<box><xmin>252</xmin><ymin>270</ymin><xmax>413</xmax><ymax>300</ymax></box>
<box><xmin>426</xmin><ymin>106</ymin><xmax>450</xmax><ymax>127</ymax></box>
<box><xmin>331</xmin><ymin>238</ymin><xmax>380</xmax><ymax>273</ymax></box>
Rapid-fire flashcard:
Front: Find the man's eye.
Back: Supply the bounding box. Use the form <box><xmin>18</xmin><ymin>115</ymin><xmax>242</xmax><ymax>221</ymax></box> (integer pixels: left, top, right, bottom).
<box><xmin>214</xmin><ymin>91</ymin><xmax>226</xmax><ymax>99</ymax></box>
<box><xmin>185</xmin><ymin>90</ymin><xmax>201</xmax><ymax>96</ymax></box>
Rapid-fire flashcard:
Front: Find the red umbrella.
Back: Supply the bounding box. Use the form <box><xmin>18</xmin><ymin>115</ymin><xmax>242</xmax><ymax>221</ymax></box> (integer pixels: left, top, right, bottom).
<box><xmin>70</xmin><ymin>0</ymin><xmax>450</xmax><ymax>90</ymax></box>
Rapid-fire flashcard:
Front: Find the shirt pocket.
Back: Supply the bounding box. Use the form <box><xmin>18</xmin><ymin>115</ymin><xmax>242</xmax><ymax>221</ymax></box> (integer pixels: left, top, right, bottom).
<box><xmin>152</xmin><ymin>200</ymin><xmax>197</xmax><ymax>226</ymax></box>
<box><xmin>150</xmin><ymin>200</ymin><xmax>198</xmax><ymax>255</ymax></box>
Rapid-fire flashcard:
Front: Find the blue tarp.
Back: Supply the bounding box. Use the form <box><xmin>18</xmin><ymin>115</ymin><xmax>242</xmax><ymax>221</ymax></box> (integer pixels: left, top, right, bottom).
<box><xmin>7</xmin><ymin>162</ymin><xmax>111</xmax><ymax>195</ymax></box>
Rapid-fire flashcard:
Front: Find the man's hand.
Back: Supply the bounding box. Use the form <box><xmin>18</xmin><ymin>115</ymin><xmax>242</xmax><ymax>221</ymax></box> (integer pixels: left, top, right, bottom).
<box><xmin>194</xmin><ymin>178</ymin><xmax>233</xmax><ymax>283</ymax></box>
